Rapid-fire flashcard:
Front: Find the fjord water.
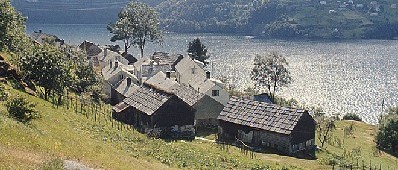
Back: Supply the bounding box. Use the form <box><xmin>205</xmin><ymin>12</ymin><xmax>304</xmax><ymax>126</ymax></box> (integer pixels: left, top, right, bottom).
<box><xmin>27</xmin><ymin>23</ymin><xmax>398</xmax><ymax>124</ymax></box>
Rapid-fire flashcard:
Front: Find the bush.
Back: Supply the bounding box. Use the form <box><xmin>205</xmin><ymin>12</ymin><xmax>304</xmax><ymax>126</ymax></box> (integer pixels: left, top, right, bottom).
<box><xmin>5</xmin><ymin>96</ymin><xmax>39</xmax><ymax>123</ymax></box>
<box><xmin>387</xmin><ymin>107</ymin><xmax>398</xmax><ymax>115</ymax></box>
<box><xmin>273</xmin><ymin>96</ymin><xmax>298</xmax><ymax>107</ymax></box>
<box><xmin>376</xmin><ymin>117</ymin><xmax>398</xmax><ymax>154</ymax></box>
<box><xmin>343</xmin><ymin>113</ymin><xmax>362</xmax><ymax>121</ymax></box>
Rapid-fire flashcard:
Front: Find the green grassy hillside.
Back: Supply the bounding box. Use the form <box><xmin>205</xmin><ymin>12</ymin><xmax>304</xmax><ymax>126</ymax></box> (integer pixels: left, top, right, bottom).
<box><xmin>0</xmin><ymin>81</ymin><xmax>397</xmax><ymax>169</ymax></box>
<box><xmin>0</xmin><ymin>84</ymin><xmax>171</xmax><ymax>169</ymax></box>
<box><xmin>0</xmin><ymin>83</ymin><xmax>289</xmax><ymax>169</ymax></box>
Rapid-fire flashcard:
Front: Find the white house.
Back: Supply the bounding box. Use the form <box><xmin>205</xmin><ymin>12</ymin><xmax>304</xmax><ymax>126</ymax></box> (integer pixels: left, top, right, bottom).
<box><xmin>99</xmin><ymin>49</ymin><xmax>129</xmax><ymax>69</ymax></box>
<box><xmin>175</xmin><ymin>57</ymin><xmax>230</xmax><ymax>106</ymax></box>
<box><xmin>133</xmin><ymin>53</ymin><xmax>183</xmax><ymax>84</ymax></box>
<box><xmin>102</xmin><ymin>59</ymin><xmax>139</xmax><ymax>99</ymax></box>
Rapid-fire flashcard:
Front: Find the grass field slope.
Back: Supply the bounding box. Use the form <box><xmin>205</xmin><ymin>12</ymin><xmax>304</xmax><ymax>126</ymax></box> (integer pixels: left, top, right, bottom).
<box><xmin>0</xmin><ymin>81</ymin><xmax>397</xmax><ymax>169</ymax></box>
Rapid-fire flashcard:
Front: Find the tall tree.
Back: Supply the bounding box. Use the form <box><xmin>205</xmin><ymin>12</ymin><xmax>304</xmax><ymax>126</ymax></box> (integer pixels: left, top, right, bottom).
<box><xmin>251</xmin><ymin>52</ymin><xmax>291</xmax><ymax>100</ymax></box>
<box><xmin>0</xmin><ymin>0</ymin><xmax>30</xmax><ymax>53</ymax></box>
<box><xmin>108</xmin><ymin>0</ymin><xmax>163</xmax><ymax>57</ymax></box>
<box><xmin>187</xmin><ymin>38</ymin><xmax>209</xmax><ymax>63</ymax></box>
<box><xmin>73</xmin><ymin>55</ymin><xmax>99</xmax><ymax>94</ymax></box>
<box><xmin>316</xmin><ymin>117</ymin><xmax>336</xmax><ymax>148</ymax></box>
<box><xmin>376</xmin><ymin>106</ymin><xmax>398</xmax><ymax>154</ymax></box>
<box><xmin>20</xmin><ymin>46</ymin><xmax>70</xmax><ymax>100</ymax></box>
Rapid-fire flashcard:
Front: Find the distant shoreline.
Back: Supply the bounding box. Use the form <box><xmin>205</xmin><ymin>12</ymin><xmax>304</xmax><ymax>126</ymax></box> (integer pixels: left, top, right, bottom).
<box><xmin>26</xmin><ymin>23</ymin><xmax>398</xmax><ymax>43</ymax></box>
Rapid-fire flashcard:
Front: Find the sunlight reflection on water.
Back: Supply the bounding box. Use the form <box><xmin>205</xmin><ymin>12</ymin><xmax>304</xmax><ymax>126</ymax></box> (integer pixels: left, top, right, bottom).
<box><xmin>27</xmin><ymin>24</ymin><xmax>398</xmax><ymax>124</ymax></box>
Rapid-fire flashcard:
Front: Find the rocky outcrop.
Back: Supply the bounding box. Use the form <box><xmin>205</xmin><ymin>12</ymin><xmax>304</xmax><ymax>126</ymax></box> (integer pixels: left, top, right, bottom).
<box><xmin>0</xmin><ymin>54</ymin><xmax>36</xmax><ymax>94</ymax></box>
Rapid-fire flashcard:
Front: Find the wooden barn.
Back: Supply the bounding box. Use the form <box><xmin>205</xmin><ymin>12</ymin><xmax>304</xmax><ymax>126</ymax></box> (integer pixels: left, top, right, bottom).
<box><xmin>112</xmin><ymin>87</ymin><xmax>195</xmax><ymax>136</ymax></box>
<box><xmin>143</xmin><ymin>71</ymin><xmax>224</xmax><ymax>127</ymax></box>
<box><xmin>217</xmin><ymin>97</ymin><xmax>316</xmax><ymax>155</ymax></box>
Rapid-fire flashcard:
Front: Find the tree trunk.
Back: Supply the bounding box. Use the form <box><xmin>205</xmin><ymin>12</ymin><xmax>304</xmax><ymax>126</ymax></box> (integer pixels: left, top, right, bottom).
<box><xmin>140</xmin><ymin>45</ymin><xmax>144</xmax><ymax>58</ymax></box>
<box><xmin>44</xmin><ymin>88</ymin><xmax>50</xmax><ymax>100</ymax></box>
<box><xmin>57</xmin><ymin>93</ymin><xmax>62</xmax><ymax>106</ymax></box>
<box><xmin>272</xmin><ymin>80</ymin><xmax>277</xmax><ymax>101</ymax></box>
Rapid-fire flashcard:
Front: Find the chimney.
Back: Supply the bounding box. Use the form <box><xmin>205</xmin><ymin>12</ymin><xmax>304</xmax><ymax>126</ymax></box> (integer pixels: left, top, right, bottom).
<box><xmin>127</xmin><ymin>77</ymin><xmax>132</xmax><ymax>86</ymax></box>
<box><xmin>39</xmin><ymin>30</ymin><xmax>42</xmax><ymax>33</ymax></box>
<box><xmin>206</xmin><ymin>71</ymin><xmax>211</xmax><ymax>79</ymax></box>
<box><xmin>104</xmin><ymin>48</ymin><xmax>107</xmax><ymax>58</ymax></box>
<box><xmin>115</xmin><ymin>61</ymin><xmax>119</xmax><ymax>68</ymax></box>
<box><xmin>166</xmin><ymin>71</ymin><xmax>171</xmax><ymax>79</ymax></box>
<box><xmin>109</xmin><ymin>60</ymin><xmax>112</xmax><ymax>68</ymax></box>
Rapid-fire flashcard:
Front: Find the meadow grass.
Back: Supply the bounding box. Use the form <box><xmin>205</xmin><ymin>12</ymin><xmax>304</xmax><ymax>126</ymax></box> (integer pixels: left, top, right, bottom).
<box><xmin>0</xmin><ymin>82</ymin><xmax>397</xmax><ymax>169</ymax></box>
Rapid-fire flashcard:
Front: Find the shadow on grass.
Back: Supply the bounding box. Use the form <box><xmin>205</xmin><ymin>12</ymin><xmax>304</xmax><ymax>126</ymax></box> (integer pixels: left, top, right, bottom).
<box><xmin>195</xmin><ymin>126</ymin><xmax>217</xmax><ymax>138</ymax></box>
<box><xmin>378</xmin><ymin>147</ymin><xmax>398</xmax><ymax>158</ymax></box>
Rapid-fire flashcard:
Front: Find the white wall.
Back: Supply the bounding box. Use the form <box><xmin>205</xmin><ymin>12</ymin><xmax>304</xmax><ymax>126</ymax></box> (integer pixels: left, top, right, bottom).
<box><xmin>205</xmin><ymin>84</ymin><xmax>230</xmax><ymax>106</ymax></box>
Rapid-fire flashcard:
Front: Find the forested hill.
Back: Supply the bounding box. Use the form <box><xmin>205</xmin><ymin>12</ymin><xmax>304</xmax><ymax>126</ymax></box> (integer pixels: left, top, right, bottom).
<box><xmin>156</xmin><ymin>0</ymin><xmax>398</xmax><ymax>39</ymax></box>
<box><xmin>11</xmin><ymin>0</ymin><xmax>164</xmax><ymax>24</ymax></box>
<box><xmin>12</xmin><ymin>0</ymin><xmax>398</xmax><ymax>39</ymax></box>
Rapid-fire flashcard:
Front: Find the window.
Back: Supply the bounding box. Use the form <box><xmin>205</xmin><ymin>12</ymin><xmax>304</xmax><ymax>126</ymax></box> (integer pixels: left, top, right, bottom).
<box><xmin>212</xmin><ymin>90</ymin><xmax>219</xmax><ymax>96</ymax></box>
<box><xmin>191</xmin><ymin>67</ymin><xmax>196</xmax><ymax>74</ymax></box>
<box><xmin>119</xmin><ymin>74</ymin><xmax>124</xmax><ymax>80</ymax></box>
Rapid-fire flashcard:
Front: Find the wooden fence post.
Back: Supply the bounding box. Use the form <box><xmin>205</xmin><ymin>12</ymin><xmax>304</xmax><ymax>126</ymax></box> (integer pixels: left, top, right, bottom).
<box><xmin>370</xmin><ymin>160</ymin><xmax>372</xmax><ymax>170</ymax></box>
<box><xmin>75</xmin><ymin>94</ymin><xmax>78</xmax><ymax>113</ymax></box>
<box><xmin>362</xmin><ymin>160</ymin><xmax>365</xmax><ymax>170</ymax></box>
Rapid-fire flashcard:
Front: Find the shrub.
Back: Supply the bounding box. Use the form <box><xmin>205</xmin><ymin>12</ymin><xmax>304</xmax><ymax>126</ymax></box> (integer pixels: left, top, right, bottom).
<box><xmin>273</xmin><ymin>96</ymin><xmax>298</xmax><ymax>107</ymax></box>
<box><xmin>5</xmin><ymin>96</ymin><xmax>39</xmax><ymax>123</ymax></box>
<box><xmin>343</xmin><ymin>113</ymin><xmax>362</xmax><ymax>121</ymax></box>
<box><xmin>376</xmin><ymin>117</ymin><xmax>398</xmax><ymax>154</ymax></box>
<box><xmin>387</xmin><ymin>107</ymin><xmax>398</xmax><ymax>115</ymax></box>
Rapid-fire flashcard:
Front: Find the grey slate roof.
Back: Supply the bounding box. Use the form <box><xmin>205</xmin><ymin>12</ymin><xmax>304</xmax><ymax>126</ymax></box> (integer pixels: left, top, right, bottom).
<box><xmin>171</xmin><ymin>84</ymin><xmax>205</xmax><ymax>107</ymax></box>
<box><xmin>144</xmin><ymin>71</ymin><xmax>177</xmax><ymax>93</ymax></box>
<box><xmin>113</xmin><ymin>102</ymin><xmax>129</xmax><ymax>113</ymax></box>
<box><xmin>189</xmin><ymin>78</ymin><xmax>215</xmax><ymax>94</ymax></box>
<box><xmin>114</xmin><ymin>78</ymin><xmax>140</xmax><ymax>98</ymax></box>
<box><xmin>102</xmin><ymin>64</ymin><xmax>122</xmax><ymax>82</ymax></box>
<box><xmin>144</xmin><ymin>72</ymin><xmax>205</xmax><ymax>107</ymax></box>
<box><xmin>79</xmin><ymin>40</ymin><xmax>102</xmax><ymax>56</ymax></box>
<box><xmin>151</xmin><ymin>52</ymin><xmax>183</xmax><ymax>69</ymax></box>
<box><xmin>123</xmin><ymin>87</ymin><xmax>171</xmax><ymax>116</ymax></box>
<box><xmin>218</xmin><ymin>96</ymin><xmax>307</xmax><ymax>135</ymax></box>
<box><xmin>141</xmin><ymin>64</ymin><xmax>171</xmax><ymax>78</ymax></box>
<box><xmin>133</xmin><ymin>56</ymin><xmax>150</xmax><ymax>70</ymax></box>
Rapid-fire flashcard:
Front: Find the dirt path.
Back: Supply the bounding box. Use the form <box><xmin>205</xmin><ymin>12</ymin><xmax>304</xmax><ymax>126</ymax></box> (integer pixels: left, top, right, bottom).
<box><xmin>0</xmin><ymin>144</ymin><xmax>48</xmax><ymax>165</ymax></box>
<box><xmin>195</xmin><ymin>137</ymin><xmax>215</xmax><ymax>143</ymax></box>
<box><xmin>64</xmin><ymin>160</ymin><xmax>101</xmax><ymax>170</ymax></box>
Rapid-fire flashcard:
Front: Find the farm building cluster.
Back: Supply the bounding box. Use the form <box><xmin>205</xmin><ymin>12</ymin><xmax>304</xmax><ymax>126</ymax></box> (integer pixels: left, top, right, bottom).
<box><xmin>97</xmin><ymin>45</ymin><xmax>316</xmax><ymax>155</ymax></box>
